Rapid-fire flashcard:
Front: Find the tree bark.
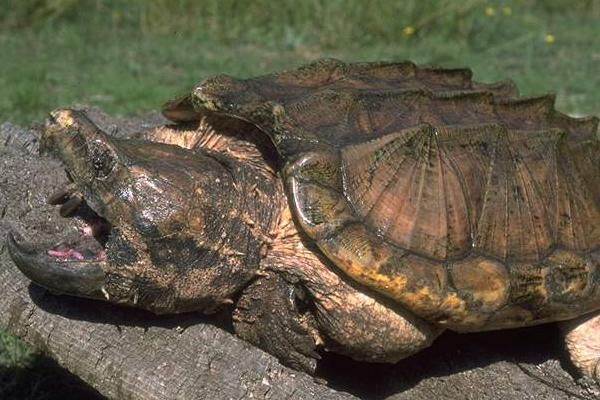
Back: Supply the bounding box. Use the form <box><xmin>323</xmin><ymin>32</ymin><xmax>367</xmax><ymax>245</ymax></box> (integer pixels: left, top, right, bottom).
<box><xmin>0</xmin><ymin>112</ymin><xmax>598</xmax><ymax>400</ymax></box>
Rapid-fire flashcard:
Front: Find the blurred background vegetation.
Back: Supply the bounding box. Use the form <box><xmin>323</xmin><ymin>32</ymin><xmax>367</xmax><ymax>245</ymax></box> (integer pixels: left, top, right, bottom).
<box><xmin>0</xmin><ymin>0</ymin><xmax>599</xmax><ymax>398</ymax></box>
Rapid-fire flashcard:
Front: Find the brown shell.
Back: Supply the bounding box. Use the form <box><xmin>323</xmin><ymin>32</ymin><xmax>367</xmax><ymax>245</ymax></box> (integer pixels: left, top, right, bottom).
<box><xmin>164</xmin><ymin>59</ymin><xmax>600</xmax><ymax>331</ymax></box>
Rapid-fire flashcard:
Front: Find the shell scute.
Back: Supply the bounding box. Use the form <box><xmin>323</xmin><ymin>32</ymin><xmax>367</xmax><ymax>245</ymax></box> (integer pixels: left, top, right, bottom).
<box><xmin>342</xmin><ymin>125</ymin><xmax>471</xmax><ymax>259</ymax></box>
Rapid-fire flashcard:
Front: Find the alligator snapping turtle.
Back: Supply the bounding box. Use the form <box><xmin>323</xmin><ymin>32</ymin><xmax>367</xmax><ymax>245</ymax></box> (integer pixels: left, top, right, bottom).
<box><xmin>7</xmin><ymin>59</ymin><xmax>600</xmax><ymax>378</ymax></box>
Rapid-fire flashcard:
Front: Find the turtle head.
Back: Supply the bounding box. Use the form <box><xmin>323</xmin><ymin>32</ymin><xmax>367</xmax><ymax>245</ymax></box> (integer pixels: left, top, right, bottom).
<box><xmin>8</xmin><ymin>109</ymin><xmax>259</xmax><ymax>314</ymax></box>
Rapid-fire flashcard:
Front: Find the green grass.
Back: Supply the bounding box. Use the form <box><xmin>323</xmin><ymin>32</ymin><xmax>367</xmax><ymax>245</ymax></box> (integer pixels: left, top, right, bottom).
<box><xmin>1</xmin><ymin>0</ymin><xmax>599</xmax><ymax>126</ymax></box>
<box><xmin>1</xmin><ymin>0</ymin><xmax>600</xmax><ymax>398</ymax></box>
<box><xmin>0</xmin><ymin>335</ymin><xmax>32</xmax><ymax>369</ymax></box>
<box><xmin>0</xmin><ymin>333</ymin><xmax>102</xmax><ymax>399</ymax></box>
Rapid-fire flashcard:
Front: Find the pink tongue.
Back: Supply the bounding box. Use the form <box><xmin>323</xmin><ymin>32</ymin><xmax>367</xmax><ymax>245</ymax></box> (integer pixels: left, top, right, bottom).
<box><xmin>48</xmin><ymin>249</ymin><xmax>85</xmax><ymax>261</ymax></box>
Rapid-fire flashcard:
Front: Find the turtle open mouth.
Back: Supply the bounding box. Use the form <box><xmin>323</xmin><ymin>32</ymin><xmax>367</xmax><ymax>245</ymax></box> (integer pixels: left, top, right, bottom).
<box><xmin>7</xmin><ymin>180</ymin><xmax>111</xmax><ymax>298</ymax></box>
<box><xmin>45</xmin><ymin>182</ymin><xmax>112</xmax><ymax>262</ymax></box>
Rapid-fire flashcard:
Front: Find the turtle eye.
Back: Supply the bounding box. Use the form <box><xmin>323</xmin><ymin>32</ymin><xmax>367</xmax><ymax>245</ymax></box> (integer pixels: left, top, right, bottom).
<box><xmin>88</xmin><ymin>139</ymin><xmax>117</xmax><ymax>179</ymax></box>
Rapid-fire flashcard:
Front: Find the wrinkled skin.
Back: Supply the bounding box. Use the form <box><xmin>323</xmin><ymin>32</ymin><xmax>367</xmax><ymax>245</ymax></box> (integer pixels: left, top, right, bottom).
<box><xmin>9</xmin><ymin>110</ymin><xmax>268</xmax><ymax>314</ymax></box>
<box><xmin>8</xmin><ymin>109</ymin><xmax>440</xmax><ymax>373</ymax></box>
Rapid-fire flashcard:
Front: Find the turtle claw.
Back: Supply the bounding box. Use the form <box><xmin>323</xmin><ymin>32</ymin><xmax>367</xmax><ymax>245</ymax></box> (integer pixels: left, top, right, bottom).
<box><xmin>233</xmin><ymin>273</ymin><xmax>320</xmax><ymax>373</ymax></box>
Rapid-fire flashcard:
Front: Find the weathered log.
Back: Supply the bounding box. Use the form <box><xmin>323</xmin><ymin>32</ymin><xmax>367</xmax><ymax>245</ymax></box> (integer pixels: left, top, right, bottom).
<box><xmin>0</xmin><ymin>112</ymin><xmax>598</xmax><ymax>400</ymax></box>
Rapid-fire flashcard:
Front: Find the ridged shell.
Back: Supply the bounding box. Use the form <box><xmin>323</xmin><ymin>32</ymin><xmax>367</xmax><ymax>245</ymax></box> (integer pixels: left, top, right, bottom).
<box><xmin>164</xmin><ymin>59</ymin><xmax>600</xmax><ymax>329</ymax></box>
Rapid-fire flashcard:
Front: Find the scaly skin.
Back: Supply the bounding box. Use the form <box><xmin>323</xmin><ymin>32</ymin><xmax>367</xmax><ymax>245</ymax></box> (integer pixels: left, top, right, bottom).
<box><xmin>10</xmin><ymin>109</ymin><xmax>275</xmax><ymax>313</ymax></box>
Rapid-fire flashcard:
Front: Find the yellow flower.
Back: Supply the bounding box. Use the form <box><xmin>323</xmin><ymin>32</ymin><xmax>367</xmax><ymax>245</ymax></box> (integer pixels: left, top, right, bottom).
<box><xmin>545</xmin><ymin>34</ymin><xmax>556</xmax><ymax>44</ymax></box>
<box><xmin>485</xmin><ymin>6</ymin><xmax>496</xmax><ymax>16</ymax></box>
<box><xmin>403</xmin><ymin>26</ymin><xmax>416</xmax><ymax>36</ymax></box>
<box><xmin>503</xmin><ymin>6</ymin><xmax>512</xmax><ymax>16</ymax></box>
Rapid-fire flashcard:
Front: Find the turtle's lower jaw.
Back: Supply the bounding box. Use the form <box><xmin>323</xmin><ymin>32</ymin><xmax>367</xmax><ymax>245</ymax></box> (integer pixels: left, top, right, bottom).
<box><xmin>7</xmin><ymin>232</ymin><xmax>106</xmax><ymax>298</ymax></box>
<box><xmin>6</xmin><ymin>186</ymin><xmax>110</xmax><ymax>299</ymax></box>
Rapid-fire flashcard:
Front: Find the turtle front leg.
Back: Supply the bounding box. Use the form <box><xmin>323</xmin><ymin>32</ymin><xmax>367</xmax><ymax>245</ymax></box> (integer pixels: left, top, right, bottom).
<box><xmin>252</xmin><ymin>203</ymin><xmax>443</xmax><ymax>371</ymax></box>
<box><xmin>232</xmin><ymin>271</ymin><xmax>321</xmax><ymax>373</ymax></box>
<box><xmin>232</xmin><ymin>266</ymin><xmax>442</xmax><ymax>374</ymax></box>
<box><xmin>561</xmin><ymin>311</ymin><xmax>600</xmax><ymax>380</ymax></box>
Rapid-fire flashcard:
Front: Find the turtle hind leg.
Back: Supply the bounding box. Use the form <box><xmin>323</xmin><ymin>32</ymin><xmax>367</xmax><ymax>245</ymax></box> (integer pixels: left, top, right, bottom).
<box><xmin>561</xmin><ymin>311</ymin><xmax>600</xmax><ymax>381</ymax></box>
<box><xmin>232</xmin><ymin>272</ymin><xmax>321</xmax><ymax>373</ymax></box>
